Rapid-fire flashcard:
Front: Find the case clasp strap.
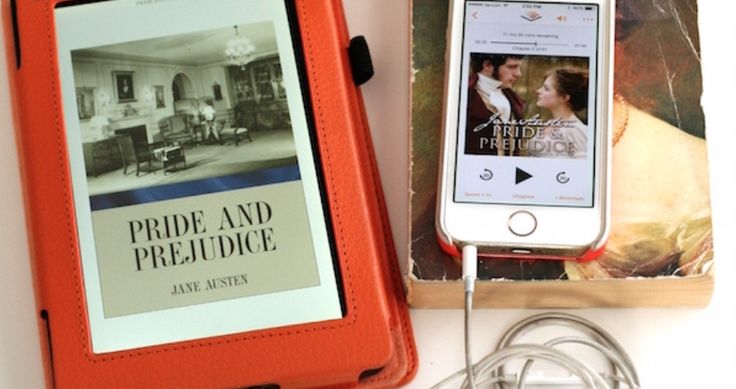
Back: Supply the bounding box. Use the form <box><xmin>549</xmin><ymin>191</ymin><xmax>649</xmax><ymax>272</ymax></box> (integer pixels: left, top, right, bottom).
<box><xmin>348</xmin><ymin>36</ymin><xmax>373</xmax><ymax>86</ymax></box>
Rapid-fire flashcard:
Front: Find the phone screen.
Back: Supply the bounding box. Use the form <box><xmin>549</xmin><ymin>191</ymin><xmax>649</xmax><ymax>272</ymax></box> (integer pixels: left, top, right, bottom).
<box><xmin>54</xmin><ymin>0</ymin><xmax>343</xmax><ymax>353</ymax></box>
<box><xmin>454</xmin><ymin>1</ymin><xmax>600</xmax><ymax>208</ymax></box>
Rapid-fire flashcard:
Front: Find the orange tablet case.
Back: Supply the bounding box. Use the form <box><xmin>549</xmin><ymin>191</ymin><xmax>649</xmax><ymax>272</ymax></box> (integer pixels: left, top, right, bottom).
<box><xmin>3</xmin><ymin>1</ymin><xmax>417</xmax><ymax>387</ymax></box>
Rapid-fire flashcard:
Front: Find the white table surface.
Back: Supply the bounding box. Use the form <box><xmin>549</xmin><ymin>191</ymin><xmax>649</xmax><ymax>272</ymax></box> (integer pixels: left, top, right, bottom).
<box><xmin>2</xmin><ymin>1</ymin><xmax>735</xmax><ymax>388</ymax></box>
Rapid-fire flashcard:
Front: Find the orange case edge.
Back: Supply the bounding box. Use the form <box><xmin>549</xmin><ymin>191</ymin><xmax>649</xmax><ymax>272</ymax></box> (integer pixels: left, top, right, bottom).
<box><xmin>2</xmin><ymin>0</ymin><xmax>417</xmax><ymax>387</ymax></box>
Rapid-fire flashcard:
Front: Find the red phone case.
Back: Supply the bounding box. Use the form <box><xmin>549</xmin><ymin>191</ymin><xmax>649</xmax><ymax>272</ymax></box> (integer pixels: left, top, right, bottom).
<box><xmin>3</xmin><ymin>0</ymin><xmax>417</xmax><ymax>387</ymax></box>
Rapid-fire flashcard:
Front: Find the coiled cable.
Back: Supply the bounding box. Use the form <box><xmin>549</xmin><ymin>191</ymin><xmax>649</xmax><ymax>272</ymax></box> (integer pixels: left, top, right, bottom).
<box><xmin>433</xmin><ymin>246</ymin><xmax>641</xmax><ymax>389</ymax></box>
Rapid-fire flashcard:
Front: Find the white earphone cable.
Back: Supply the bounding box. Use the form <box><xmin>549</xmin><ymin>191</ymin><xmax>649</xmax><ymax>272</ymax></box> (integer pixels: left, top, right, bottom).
<box><xmin>433</xmin><ymin>246</ymin><xmax>641</xmax><ymax>389</ymax></box>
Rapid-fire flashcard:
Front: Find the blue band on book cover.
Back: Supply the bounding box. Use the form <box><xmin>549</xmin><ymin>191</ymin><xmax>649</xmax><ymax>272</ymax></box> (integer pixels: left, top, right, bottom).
<box><xmin>55</xmin><ymin>0</ymin><xmax>343</xmax><ymax>354</ymax></box>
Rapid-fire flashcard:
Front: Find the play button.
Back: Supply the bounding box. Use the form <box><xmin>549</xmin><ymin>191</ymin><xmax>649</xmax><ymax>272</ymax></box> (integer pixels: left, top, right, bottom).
<box><xmin>515</xmin><ymin>168</ymin><xmax>533</xmax><ymax>184</ymax></box>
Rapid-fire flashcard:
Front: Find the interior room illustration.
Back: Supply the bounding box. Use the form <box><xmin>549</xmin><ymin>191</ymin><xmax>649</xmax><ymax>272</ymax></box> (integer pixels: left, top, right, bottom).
<box><xmin>72</xmin><ymin>23</ymin><xmax>296</xmax><ymax>197</ymax></box>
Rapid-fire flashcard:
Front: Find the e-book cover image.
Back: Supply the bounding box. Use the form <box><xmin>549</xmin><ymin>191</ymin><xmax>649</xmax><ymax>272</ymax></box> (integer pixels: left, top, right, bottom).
<box><xmin>67</xmin><ymin>22</ymin><xmax>319</xmax><ymax>318</ymax></box>
<box><xmin>464</xmin><ymin>53</ymin><xmax>591</xmax><ymax>159</ymax></box>
<box><xmin>55</xmin><ymin>0</ymin><xmax>343</xmax><ymax>352</ymax></box>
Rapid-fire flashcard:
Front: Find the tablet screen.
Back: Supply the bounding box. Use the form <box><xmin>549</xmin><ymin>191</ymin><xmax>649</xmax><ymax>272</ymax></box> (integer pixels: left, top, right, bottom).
<box><xmin>55</xmin><ymin>0</ymin><xmax>343</xmax><ymax>353</ymax></box>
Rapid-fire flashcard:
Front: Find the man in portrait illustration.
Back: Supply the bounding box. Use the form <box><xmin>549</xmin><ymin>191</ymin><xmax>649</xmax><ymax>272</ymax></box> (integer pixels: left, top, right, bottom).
<box><xmin>117</xmin><ymin>75</ymin><xmax>134</xmax><ymax>101</ymax></box>
<box><xmin>465</xmin><ymin>54</ymin><xmax>526</xmax><ymax>156</ymax></box>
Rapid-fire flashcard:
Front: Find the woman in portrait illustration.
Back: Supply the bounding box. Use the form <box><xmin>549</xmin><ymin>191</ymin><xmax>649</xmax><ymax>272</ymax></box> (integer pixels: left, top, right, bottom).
<box><xmin>565</xmin><ymin>0</ymin><xmax>712</xmax><ymax>280</ymax></box>
<box><xmin>529</xmin><ymin>68</ymin><xmax>589</xmax><ymax>159</ymax></box>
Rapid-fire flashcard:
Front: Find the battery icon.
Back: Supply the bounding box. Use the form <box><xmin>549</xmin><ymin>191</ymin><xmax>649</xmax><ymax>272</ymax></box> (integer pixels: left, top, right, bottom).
<box><xmin>585</xmin><ymin>6</ymin><xmax>593</xmax><ymax>10</ymax></box>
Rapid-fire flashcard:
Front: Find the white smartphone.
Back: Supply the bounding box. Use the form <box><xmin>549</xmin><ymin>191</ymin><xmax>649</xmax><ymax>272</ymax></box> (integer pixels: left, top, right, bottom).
<box><xmin>436</xmin><ymin>0</ymin><xmax>614</xmax><ymax>260</ymax></box>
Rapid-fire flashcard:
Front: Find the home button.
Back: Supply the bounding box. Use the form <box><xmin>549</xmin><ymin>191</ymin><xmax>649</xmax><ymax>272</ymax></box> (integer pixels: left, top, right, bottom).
<box><xmin>507</xmin><ymin>211</ymin><xmax>537</xmax><ymax>237</ymax></box>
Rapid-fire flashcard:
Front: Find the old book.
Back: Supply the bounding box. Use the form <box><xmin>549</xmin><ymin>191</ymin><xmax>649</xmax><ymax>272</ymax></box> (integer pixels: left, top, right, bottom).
<box><xmin>408</xmin><ymin>0</ymin><xmax>713</xmax><ymax>308</ymax></box>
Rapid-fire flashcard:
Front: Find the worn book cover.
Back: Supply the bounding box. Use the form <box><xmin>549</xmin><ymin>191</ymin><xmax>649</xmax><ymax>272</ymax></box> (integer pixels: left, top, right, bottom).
<box><xmin>409</xmin><ymin>0</ymin><xmax>713</xmax><ymax>307</ymax></box>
